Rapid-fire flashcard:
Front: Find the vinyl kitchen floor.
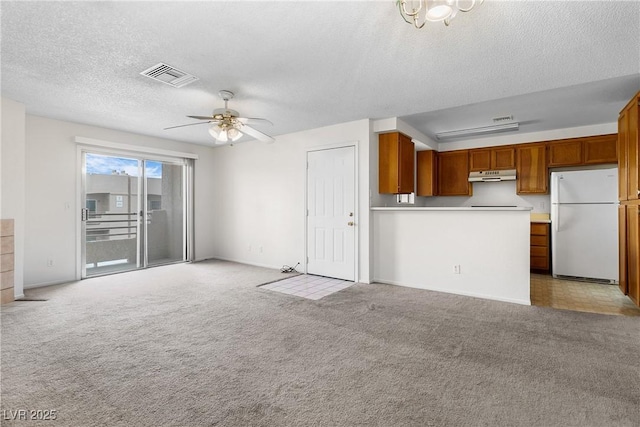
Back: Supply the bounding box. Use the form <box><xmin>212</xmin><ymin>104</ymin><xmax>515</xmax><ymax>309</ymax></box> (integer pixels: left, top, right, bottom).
<box><xmin>531</xmin><ymin>274</ymin><xmax>640</xmax><ymax>317</ymax></box>
<box><xmin>259</xmin><ymin>274</ymin><xmax>354</xmax><ymax>300</ymax></box>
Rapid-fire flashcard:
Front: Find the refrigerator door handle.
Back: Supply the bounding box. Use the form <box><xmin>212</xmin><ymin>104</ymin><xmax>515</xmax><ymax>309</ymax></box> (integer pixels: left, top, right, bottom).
<box><xmin>554</xmin><ymin>206</ymin><xmax>559</xmax><ymax>232</ymax></box>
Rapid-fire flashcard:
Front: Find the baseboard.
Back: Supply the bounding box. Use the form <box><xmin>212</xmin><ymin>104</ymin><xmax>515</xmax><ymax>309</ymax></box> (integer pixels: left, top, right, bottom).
<box><xmin>200</xmin><ymin>256</ymin><xmax>282</xmax><ymax>271</ymax></box>
<box><xmin>24</xmin><ymin>279</ymin><xmax>73</xmax><ymax>290</ymax></box>
<box><xmin>373</xmin><ymin>278</ymin><xmax>531</xmax><ymax>306</ymax></box>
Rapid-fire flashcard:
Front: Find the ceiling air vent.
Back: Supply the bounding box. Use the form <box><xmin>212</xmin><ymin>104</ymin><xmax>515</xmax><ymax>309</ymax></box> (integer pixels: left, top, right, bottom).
<box><xmin>140</xmin><ymin>63</ymin><xmax>198</xmax><ymax>88</ymax></box>
<box><xmin>493</xmin><ymin>115</ymin><xmax>514</xmax><ymax>123</ymax></box>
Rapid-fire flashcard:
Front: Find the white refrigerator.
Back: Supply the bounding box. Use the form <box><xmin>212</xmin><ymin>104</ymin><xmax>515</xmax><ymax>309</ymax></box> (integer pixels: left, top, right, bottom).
<box><xmin>550</xmin><ymin>168</ymin><xmax>619</xmax><ymax>283</ymax></box>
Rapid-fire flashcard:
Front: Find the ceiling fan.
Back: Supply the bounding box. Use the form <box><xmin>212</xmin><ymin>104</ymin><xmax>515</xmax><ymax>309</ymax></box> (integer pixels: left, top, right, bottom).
<box><xmin>164</xmin><ymin>90</ymin><xmax>274</xmax><ymax>144</ymax></box>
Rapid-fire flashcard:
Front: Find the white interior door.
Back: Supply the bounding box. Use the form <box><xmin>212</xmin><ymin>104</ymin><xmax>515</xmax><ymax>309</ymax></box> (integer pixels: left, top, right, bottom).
<box><xmin>307</xmin><ymin>146</ymin><xmax>356</xmax><ymax>281</ymax></box>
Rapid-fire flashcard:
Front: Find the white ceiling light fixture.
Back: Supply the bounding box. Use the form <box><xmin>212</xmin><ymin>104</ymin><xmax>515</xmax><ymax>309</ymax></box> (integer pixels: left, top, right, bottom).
<box><xmin>435</xmin><ymin>122</ymin><xmax>520</xmax><ymax>141</ymax></box>
<box><xmin>164</xmin><ymin>90</ymin><xmax>274</xmax><ymax>145</ymax></box>
<box><xmin>207</xmin><ymin>90</ymin><xmax>244</xmax><ymax>144</ymax></box>
<box><xmin>397</xmin><ymin>0</ymin><xmax>484</xmax><ymax>29</ymax></box>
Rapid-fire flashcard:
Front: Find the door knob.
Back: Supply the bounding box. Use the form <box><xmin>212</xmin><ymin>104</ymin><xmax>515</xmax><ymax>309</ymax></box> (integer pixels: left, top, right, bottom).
<box><xmin>348</xmin><ymin>221</ymin><xmax>355</xmax><ymax>226</ymax></box>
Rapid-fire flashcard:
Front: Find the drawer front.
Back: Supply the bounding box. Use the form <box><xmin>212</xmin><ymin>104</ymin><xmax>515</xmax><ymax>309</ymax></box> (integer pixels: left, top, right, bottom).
<box><xmin>530</xmin><ymin>235</ymin><xmax>548</xmax><ymax>246</ymax></box>
<box><xmin>530</xmin><ymin>223</ymin><xmax>549</xmax><ymax>236</ymax></box>
<box><xmin>531</xmin><ymin>256</ymin><xmax>549</xmax><ymax>270</ymax></box>
<box><xmin>531</xmin><ymin>246</ymin><xmax>549</xmax><ymax>257</ymax></box>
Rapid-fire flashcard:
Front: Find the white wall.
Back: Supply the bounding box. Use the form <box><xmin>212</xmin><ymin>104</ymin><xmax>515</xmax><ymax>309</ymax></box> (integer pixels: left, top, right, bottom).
<box><xmin>210</xmin><ymin>119</ymin><xmax>373</xmax><ymax>283</ymax></box>
<box><xmin>1</xmin><ymin>97</ymin><xmax>26</xmax><ymax>298</ymax></box>
<box><xmin>21</xmin><ymin>113</ymin><xmax>217</xmax><ymax>288</ymax></box>
<box><xmin>373</xmin><ymin>209</ymin><xmax>531</xmax><ymax>305</ymax></box>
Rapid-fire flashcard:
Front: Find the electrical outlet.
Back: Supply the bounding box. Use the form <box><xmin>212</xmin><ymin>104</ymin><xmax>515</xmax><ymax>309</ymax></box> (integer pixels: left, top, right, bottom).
<box><xmin>453</xmin><ymin>265</ymin><xmax>461</xmax><ymax>274</ymax></box>
<box><xmin>540</xmin><ymin>201</ymin><xmax>546</xmax><ymax>210</ymax></box>
<box><xmin>47</xmin><ymin>258</ymin><xmax>54</xmax><ymax>267</ymax></box>
<box><xmin>259</xmin><ymin>246</ymin><xmax>263</xmax><ymax>253</ymax></box>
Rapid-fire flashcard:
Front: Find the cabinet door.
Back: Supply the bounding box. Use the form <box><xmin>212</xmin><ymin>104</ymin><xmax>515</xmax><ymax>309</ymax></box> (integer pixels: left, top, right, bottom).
<box><xmin>438</xmin><ymin>150</ymin><xmax>471</xmax><ymax>196</ymax></box>
<box><xmin>516</xmin><ymin>144</ymin><xmax>548</xmax><ymax>194</ymax></box>
<box><xmin>398</xmin><ymin>134</ymin><xmax>415</xmax><ymax>194</ymax></box>
<box><xmin>619</xmin><ymin>205</ymin><xmax>627</xmax><ymax>295</ymax></box>
<box><xmin>492</xmin><ymin>147</ymin><xmax>516</xmax><ymax>170</ymax></box>
<box><xmin>530</xmin><ymin>223</ymin><xmax>550</xmax><ymax>272</ymax></box>
<box><xmin>628</xmin><ymin>101</ymin><xmax>639</xmax><ymax>200</ymax></box>
<box><xmin>469</xmin><ymin>149</ymin><xmax>491</xmax><ymax>172</ymax></box>
<box><xmin>416</xmin><ymin>150</ymin><xmax>437</xmax><ymax>196</ymax></box>
<box><xmin>548</xmin><ymin>140</ymin><xmax>582</xmax><ymax>167</ymax></box>
<box><xmin>619</xmin><ymin>111</ymin><xmax>629</xmax><ymax>201</ymax></box>
<box><xmin>583</xmin><ymin>134</ymin><xmax>618</xmax><ymax>164</ymax></box>
<box><xmin>627</xmin><ymin>203</ymin><xmax>639</xmax><ymax>306</ymax></box>
<box><xmin>379</xmin><ymin>132</ymin><xmax>414</xmax><ymax>194</ymax></box>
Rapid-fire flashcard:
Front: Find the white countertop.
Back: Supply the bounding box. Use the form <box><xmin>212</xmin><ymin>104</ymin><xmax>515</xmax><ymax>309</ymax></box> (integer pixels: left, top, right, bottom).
<box><xmin>370</xmin><ymin>206</ymin><xmax>533</xmax><ymax>212</ymax></box>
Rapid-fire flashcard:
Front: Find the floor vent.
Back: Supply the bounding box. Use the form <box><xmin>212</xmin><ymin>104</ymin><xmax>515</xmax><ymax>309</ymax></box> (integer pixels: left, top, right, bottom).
<box><xmin>140</xmin><ymin>63</ymin><xmax>199</xmax><ymax>88</ymax></box>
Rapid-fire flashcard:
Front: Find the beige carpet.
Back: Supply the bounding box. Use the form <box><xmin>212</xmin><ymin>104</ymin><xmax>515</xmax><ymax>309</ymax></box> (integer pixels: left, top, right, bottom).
<box><xmin>1</xmin><ymin>260</ymin><xmax>639</xmax><ymax>426</ymax></box>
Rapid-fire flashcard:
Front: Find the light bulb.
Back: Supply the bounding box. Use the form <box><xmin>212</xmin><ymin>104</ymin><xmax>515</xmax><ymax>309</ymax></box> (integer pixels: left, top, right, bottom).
<box><xmin>227</xmin><ymin>127</ymin><xmax>243</xmax><ymax>141</ymax></box>
<box><xmin>209</xmin><ymin>125</ymin><xmax>222</xmax><ymax>139</ymax></box>
<box><xmin>425</xmin><ymin>0</ymin><xmax>452</xmax><ymax>21</ymax></box>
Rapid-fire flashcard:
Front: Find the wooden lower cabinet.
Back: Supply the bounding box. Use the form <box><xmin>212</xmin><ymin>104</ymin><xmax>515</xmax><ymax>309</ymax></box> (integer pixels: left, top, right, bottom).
<box><xmin>619</xmin><ymin>202</ymin><xmax>640</xmax><ymax>307</ymax></box>
<box><xmin>530</xmin><ymin>222</ymin><xmax>550</xmax><ymax>273</ymax></box>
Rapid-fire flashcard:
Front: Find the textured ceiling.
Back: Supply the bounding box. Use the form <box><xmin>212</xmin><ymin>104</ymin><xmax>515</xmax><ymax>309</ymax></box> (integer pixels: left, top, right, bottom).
<box><xmin>1</xmin><ymin>1</ymin><xmax>639</xmax><ymax>146</ymax></box>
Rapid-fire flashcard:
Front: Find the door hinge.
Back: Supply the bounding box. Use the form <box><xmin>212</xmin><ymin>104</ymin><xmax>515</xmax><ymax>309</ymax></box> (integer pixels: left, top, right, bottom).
<box><xmin>81</xmin><ymin>208</ymin><xmax>89</xmax><ymax>221</ymax></box>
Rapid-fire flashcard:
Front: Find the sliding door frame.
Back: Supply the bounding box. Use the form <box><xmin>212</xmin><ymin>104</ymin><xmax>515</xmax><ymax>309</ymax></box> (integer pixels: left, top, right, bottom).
<box><xmin>75</xmin><ymin>138</ymin><xmax>197</xmax><ymax>280</ymax></box>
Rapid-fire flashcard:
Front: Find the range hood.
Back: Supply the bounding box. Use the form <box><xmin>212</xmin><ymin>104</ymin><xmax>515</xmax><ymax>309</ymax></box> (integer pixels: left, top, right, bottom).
<box><xmin>468</xmin><ymin>169</ymin><xmax>517</xmax><ymax>182</ymax></box>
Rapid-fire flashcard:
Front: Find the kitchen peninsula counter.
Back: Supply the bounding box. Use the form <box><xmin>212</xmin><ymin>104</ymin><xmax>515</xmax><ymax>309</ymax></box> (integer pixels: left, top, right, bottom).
<box><xmin>371</xmin><ymin>206</ymin><xmax>532</xmax><ymax>305</ymax></box>
<box><xmin>370</xmin><ymin>206</ymin><xmax>532</xmax><ymax>211</ymax></box>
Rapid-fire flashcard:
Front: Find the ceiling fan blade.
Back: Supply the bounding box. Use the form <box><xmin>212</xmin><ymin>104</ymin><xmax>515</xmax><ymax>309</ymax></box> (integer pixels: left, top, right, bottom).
<box><xmin>241</xmin><ymin>124</ymin><xmax>275</xmax><ymax>143</ymax></box>
<box><xmin>164</xmin><ymin>121</ymin><xmax>212</xmax><ymax>130</ymax></box>
<box><xmin>238</xmin><ymin>117</ymin><xmax>273</xmax><ymax>126</ymax></box>
<box><xmin>187</xmin><ymin>115</ymin><xmax>216</xmax><ymax>120</ymax></box>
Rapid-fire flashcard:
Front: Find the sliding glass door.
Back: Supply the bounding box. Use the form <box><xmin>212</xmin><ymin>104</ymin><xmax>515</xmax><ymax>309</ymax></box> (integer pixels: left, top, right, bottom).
<box><xmin>81</xmin><ymin>152</ymin><xmax>189</xmax><ymax>278</ymax></box>
<box><xmin>145</xmin><ymin>160</ymin><xmax>186</xmax><ymax>267</ymax></box>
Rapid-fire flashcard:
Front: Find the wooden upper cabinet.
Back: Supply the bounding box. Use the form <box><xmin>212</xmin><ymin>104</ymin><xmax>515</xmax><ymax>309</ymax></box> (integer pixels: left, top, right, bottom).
<box><xmin>416</xmin><ymin>150</ymin><xmax>438</xmax><ymax>197</ymax></box>
<box><xmin>547</xmin><ymin>134</ymin><xmax>618</xmax><ymax>167</ymax></box>
<box><xmin>438</xmin><ymin>150</ymin><xmax>472</xmax><ymax>196</ymax></box>
<box><xmin>583</xmin><ymin>134</ymin><xmax>618</xmax><ymax>164</ymax></box>
<box><xmin>627</xmin><ymin>99</ymin><xmax>639</xmax><ymax>200</ymax></box>
<box><xmin>469</xmin><ymin>149</ymin><xmax>491</xmax><ymax>171</ymax></box>
<box><xmin>493</xmin><ymin>147</ymin><xmax>516</xmax><ymax>169</ymax></box>
<box><xmin>548</xmin><ymin>140</ymin><xmax>582</xmax><ymax>167</ymax></box>
<box><xmin>379</xmin><ymin>132</ymin><xmax>414</xmax><ymax>194</ymax></box>
<box><xmin>516</xmin><ymin>143</ymin><xmax>548</xmax><ymax>194</ymax></box>
<box><xmin>469</xmin><ymin>147</ymin><xmax>515</xmax><ymax>171</ymax></box>
<box><xmin>618</xmin><ymin>93</ymin><xmax>639</xmax><ymax>201</ymax></box>
<box><xmin>619</xmin><ymin>110</ymin><xmax>629</xmax><ymax>201</ymax></box>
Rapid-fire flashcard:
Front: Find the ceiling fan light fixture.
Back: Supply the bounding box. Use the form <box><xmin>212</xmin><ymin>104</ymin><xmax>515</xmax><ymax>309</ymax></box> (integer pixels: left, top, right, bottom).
<box><xmin>227</xmin><ymin>127</ymin><xmax>243</xmax><ymax>142</ymax></box>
